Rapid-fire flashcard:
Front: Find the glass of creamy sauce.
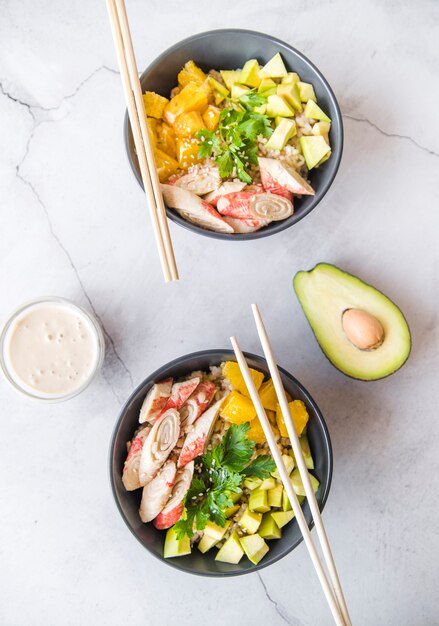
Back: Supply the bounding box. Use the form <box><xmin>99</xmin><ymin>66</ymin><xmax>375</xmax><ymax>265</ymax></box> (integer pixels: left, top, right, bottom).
<box><xmin>0</xmin><ymin>298</ymin><xmax>105</xmax><ymax>401</ymax></box>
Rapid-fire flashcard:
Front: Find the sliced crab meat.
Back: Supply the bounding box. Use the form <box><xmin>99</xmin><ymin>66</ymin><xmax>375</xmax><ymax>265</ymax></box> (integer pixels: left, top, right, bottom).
<box><xmin>217</xmin><ymin>191</ymin><xmax>260</xmax><ymax>219</ymax></box>
<box><xmin>258</xmin><ymin>157</ymin><xmax>315</xmax><ymax>196</ymax></box>
<box><xmin>153</xmin><ymin>461</ymin><xmax>194</xmax><ymax>529</ymax></box>
<box><xmin>223</xmin><ymin>216</ymin><xmax>270</xmax><ymax>234</ymax></box>
<box><xmin>138</xmin><ymin>408</ymin><xmax>180</xmax><ymax>486</ymax></box>
<box><xmin>204</xmin><ymin>181</ymin><xmax>246</xmax><ymax>206</ymax></box>
<box><xmin>178</xmin><ymin>397</ymin><xmax>227</xmax><ymax>468</ymax></box>
<box><xmin>139</xmin><ymin>460</ymin><xmax>177</xmax><ymax>523</ymax></box>
<box><xmin>161</xmin><ymin>184</ymin><xmax>233</xmax><ymax>234</ymax></box>
<box><xmin>173</xmin><ymin>167</ymin><xmax>221</xmax><ymax>196</ymax></box>
<box><xmin>250</xmin><ymin>192</ymin><xmax>294</xmax><ymax>221</ymax></box>
<box><xmin>180</xmin><ymin>380</ymin><xmax>217</xmax><ymax>431</ymax></box>
<box><xmin>122</xmin><ymin>426</ymin><xmax>151</xmax><ymax>491</ymax></box>
<box><xmin>139</xmin><ymin>378</ymin><xmax>173</xmax><ymax>424</ymax></box>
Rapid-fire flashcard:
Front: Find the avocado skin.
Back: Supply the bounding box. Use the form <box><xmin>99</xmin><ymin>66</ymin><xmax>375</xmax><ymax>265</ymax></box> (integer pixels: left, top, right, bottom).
<box><xmin>293</xmin><ymin>262</ymin><xmax>412</xmax><ymax>382</ymax></box>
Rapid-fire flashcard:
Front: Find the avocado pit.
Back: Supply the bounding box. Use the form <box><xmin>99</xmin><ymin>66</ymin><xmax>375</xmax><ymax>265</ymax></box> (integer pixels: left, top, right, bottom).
<box><xmin>342</xmin><ymin>308</ymin><xmax>385</xmax><ymax>351</ymax></box>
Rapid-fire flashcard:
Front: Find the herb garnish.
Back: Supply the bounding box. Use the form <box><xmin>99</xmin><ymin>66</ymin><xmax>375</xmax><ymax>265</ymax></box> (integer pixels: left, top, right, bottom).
<box><xmin>195</xmin><ymin>90</ymin><xmax>273</xmax><ymax>184</ymax></box>
<box><xmin>173</xmin><ymin>422</ymin><xmax>275</xmax><ymax>539</ymax></box>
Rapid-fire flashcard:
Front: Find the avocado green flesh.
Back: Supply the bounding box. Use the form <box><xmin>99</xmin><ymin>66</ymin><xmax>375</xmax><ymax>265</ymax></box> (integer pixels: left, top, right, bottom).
<box><xmin>294</xmin><ymin>263</ymin><xmax>411</xmax><ymax>381</ymax></box>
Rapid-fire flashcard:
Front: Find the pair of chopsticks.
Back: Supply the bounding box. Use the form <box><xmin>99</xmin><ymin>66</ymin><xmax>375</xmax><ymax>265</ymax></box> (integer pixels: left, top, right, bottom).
<box><xmin>231</xmin><ymin>304</ymin><xmax>351</xmax><ymax>626</ymax></box>
<box><xmin>106</xmin><ymin>0</ymin><xmax>178</xmax><ymax>282</ymax></box>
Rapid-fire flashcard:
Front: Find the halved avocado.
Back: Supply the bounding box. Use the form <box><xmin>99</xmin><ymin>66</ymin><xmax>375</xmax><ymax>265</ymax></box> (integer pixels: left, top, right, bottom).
<box><xmin>293</xmin><ymin>263</ymin><xmax>411</xmax><ymax>381</ymax></box>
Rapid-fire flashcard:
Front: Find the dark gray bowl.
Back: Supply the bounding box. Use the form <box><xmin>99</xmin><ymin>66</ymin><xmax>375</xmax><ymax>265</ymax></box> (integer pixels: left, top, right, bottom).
<box><xmin>109</xmin><ymin>349</ymin><xmax>333</xmax><ymax>576</ymax></box>
<box><xmin>124</xmin><ymin>29</ymin><xmax>343</xmax><ymax>241</ymax></box>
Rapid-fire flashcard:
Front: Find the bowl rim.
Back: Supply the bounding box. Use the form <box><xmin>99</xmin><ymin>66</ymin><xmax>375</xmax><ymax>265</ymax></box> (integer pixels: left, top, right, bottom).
<box><xmin>123</xmin><ymin>28</ymin><xmax>344</xmax><ymax>241</ymax></box>
<box><xmin>108</xmin><ymin>348</ymin><xmax>333</xmax><ymax>577</ymax></box>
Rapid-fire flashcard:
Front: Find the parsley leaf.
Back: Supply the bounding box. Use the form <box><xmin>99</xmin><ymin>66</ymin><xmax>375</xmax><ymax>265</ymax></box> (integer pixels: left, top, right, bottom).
<box><xmin>242</xmin><ymin>455</ymin><xmax>276</xmax><ymax>479</ymax></box>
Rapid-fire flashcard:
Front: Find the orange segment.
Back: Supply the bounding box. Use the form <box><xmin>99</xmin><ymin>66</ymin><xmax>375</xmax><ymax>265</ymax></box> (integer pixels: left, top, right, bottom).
<box><xmin>276</xmin><ymin>400</ymin><xmax>309</xmax><ymax>437</ymax></box>
<box><xmin>220</xmin><ymin>390</ymin><xmax>256</xmax><ymax>424</ymax></box>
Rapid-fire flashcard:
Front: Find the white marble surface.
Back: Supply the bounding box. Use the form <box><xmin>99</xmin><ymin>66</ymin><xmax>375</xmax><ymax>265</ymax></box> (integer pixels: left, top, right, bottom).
<box><xmin>1</xmin><ymin>1</ymin><xmax>439</xmax><ymax>624</ymax></box>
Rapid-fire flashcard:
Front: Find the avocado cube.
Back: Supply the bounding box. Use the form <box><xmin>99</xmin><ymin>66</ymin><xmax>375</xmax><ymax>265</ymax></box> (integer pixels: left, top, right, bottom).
<box><xmin>282</xmin><ymin>72</ymin><xmax>300</xmax><ymax>85</ymax></box>
<box><xmin>240</xmin><ymin>59</ymin><xmax>261</xmax><ymax>88</ymax></box>
<box><xmin>164</xmin><ymin>527</ymin><xmax>191</xmax><ymax>558</ymax></box>
<box><xmin>266</xmin><ymin>94</ymin><xmax>295</xmax><ymax>118</ymax></box>
<box><xmin>259</xmin><ymin>53</ymin><xmax>288</xmax><ymax>79</ymax></box>
<box><xmin>240</xmin><ymin>534</ymin><xmax>270</xmax><ymax>564</ymax></box>
<box><xmin>271</xmin><ymin>454</ymin><xmax>295</xmax><ymax>479</ymax></box>
<box><xmin>198</xmin><ymin>533</ymin><xmax>218</xmax><ymax>553</ymax></box>
<box><xmin>299</xmin><ymin>136</ymin><xmax>331</xmax><ymax>170</ymax></box>
<box><xmin>265</xmin><ymin>118</ymin><xmax>297</xmax><ymax>151</ymax></box>
<box><xmin>203</xmin><ymin>520</ymin><xmax>231</xmax><ymax>541</ymax></box>
<box><xmin>239</xmin><ymin>507</ymin><xmax>262</xmax><ymax>534</ymax></box>
<box><xmin>297</xmin><ymin>81</ymin><xmax>316</xmax><ymax>102</ymax></box>
<box><xmin>258</xmin><ymin>78</ymin><xmax>277</xmax><ymax>96</ymax></box>
<box><xmin>271</xmin><ymin>510</ymin><xmax>295</xmax><ymax>528</ymax></box>
<box><xmin>259</xmin><ymin>477</ymin><xmax>276</xmax><ymax>490</ymax></box>
<box><xmin>312</xmin><ymin>121</ymin><xmax>331</xmax><ymax>144</ymax></box>
<box><xmin>268</xmin><ymin>483</ymin><xmax>283</xmax><ymax>508</ymax></box>
<box><xmin>276</xmin><ymin>83</ymin><xmax>302</xmax><ymax>111</ymax></box>
<box><xmin>244</xmin><ymin>477</ymin><xmax>262</xmax><ymax>491</ymax></box>
<box><xmin>259</xmin><ymin>513</ymin><xmax>282</xmax><ymax>539</ymax></box>
<box><xmin>291</xmin><ymin>468</ymin><xmax>320</xmax><ymax>497</ymax></box>
<box><xmin>231</xmin><ymin>84</ymin><xmax>251</xmax><ymax>99</ymax></box>
<box><xmin>220</xmin><ymin>70</ymin><xmax>241</xmax><ymax>90</ymax></box>
<box><xmin>207</xmin><ymin>76</ymin><xmax>229</xmax><ymax>98</ymax></box>
<box><xmin>226</xmin><ymin>489</ymin><xmax>243</xmax><ymax>503</ymax></box>
<box><xmin>216</xmin><ymin>531</ymin><xmax>245</xmax><ymax>564</ymax></box>
<box><xmin>300</xmin><ymin>435</ymin><xmax>314</xmax><ymax>470</ymax></box>
<box><xmin>282</xmin><ymin>491</ymin><xmax>304</xmax><ymax>512</ymax></box>
<box><xmin>304</xmin><ymin>100</ymin><xmax>331</xmax><ymax>123</ymax></box>
<box><xmin>224</xmin><ymin>504</ymin><xmax>240</xmax><ymax>518</ymax></box>
<box><xmin>249</xmin><ymin>488</ymin><xmax>270</xmax><ymax>513</ymax></box>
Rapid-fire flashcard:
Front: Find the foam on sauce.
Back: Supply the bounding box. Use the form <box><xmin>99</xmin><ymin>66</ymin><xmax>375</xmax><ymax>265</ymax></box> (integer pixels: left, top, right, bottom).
<box><xmin>3</xmin><ymin>301</ymin><xmax>101</xmax><ymax>398</ymax></box>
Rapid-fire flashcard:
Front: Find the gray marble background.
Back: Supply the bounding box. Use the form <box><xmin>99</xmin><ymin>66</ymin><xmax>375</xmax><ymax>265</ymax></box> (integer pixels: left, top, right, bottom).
<box><xmin>1</xmin><ymin>1</ymin><xmax>438</xmax><ymax>624</ymax></box>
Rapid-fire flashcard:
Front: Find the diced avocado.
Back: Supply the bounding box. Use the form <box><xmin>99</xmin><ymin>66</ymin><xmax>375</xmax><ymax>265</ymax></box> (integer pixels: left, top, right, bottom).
<box><xmin>293</xmin><ymin>263</ymin><xmax>412</xmax><ymax>380</ymax></box>
<box><xmin>215</xmin><ymin>531</ymin><xmax>245</xmax><ymax>564</ymax></box>
<box><xmin>300</xmin><ymin>435</ymin><xmax>314</xmax><ymax>470</ymax></box>
<box><xmin>244</xmin><ymin>477</ymin><xmax>262</xmax><ymax>491</ymax></box>
<box><xmin>299</xmin><ymin>135</ymin><xmax>331</xmax><ymax>169</ymax></box>
<box><xmin>271</xmin><ymin>454</ymin><xmax>295</xmax><ymax>479</ymax></box>
<box><xmin>258</xmin><ymin>78</ymin><xmax>277</xmax><ymax>96</ymax></box>
<box><xmin>164</xmin><ymin>527</ymin><xmax>191</xmax><ymax>558</ymax></box>
<box><xmin>297</xmin><ymin>82</ymin><xmax>316</xmax><ymax>102</ymax></box>
<box><xmin>203</xmin><ymin>519</ymin><xmax>231</xmax><ymax>541</ymax></box>
<box><xmin>282</xmin><ymin>72</ymin><xmax>300</xmax><ymax>85</ymax></box>
<box><xmin>277</xmin><ymin>83</ymin><xmax>302</xmax><ymax>111</ymax></box>
<box><xmin>207</xmin><ymin>76</ymin><xmax>229</xmax><ymax>98</ymax></box>
<box><xmin>266</xmin><ymin>94</ymin><xmax>295</xmax><ymax>118</ymax></box>
<box><xmin>231</xmin><ymin>84</ymin><xmax>251</xmax><ymax>99</ymax></box>
<box><xmin>259</xmin><ymin>53</ymin><xmax>288</xmax><ymax>79</ymax></box>
<box><xmin>240</xmin><ymin>533</ymin><xmax>270</xmax><ymax>564</ymax></box>
<box><xmin>259</xmin><ymin>513</ymin><xmax>282</xmax><ymax>539</ymax></box>
<box><xmin>268</xmin><ymin>483</ymin><xmax>283</xmax><ymax>508</ymax></box>
<box><xmin>259</xmin><ymin>477</ymin><xmax>276</xmax><ymax>490</ymax></box>
<box><xmin>249</xmin><ymin>488</ymin><xmax>270</xmax><ymax>513</ymax></box>
<box><xmin>271</xmin><ymin>510</ymin><xmax>295</xmax><ymax>528</ymax></box>
<box><xmin>240</xmin><ymin>59</ymin><xmax>261</xmax><ymax>88</ymax></box>
<box><xmin>304</xmin><ymin>100</ymin><xmax>331</xmax><ymax>122</ymax></box>
<box><xmin>198</xmin><ymin>533</ymin><xmax>218</xmax><ymax>553</ymax></box>
<box><xmin>239</xmin><ymin>507</ymin><xmax>262</xmax><ymax>534</ymax></box>
<box><xmin>227</xmin><ymin>489</ymin><xmax>243</xmax><ymax>503</ymax></box>
<box><xmin>224</xmin><ymin>504</ymin><xmax>240</xmax><ymax>518</ymax></box>
<box><xmin>220</xmin><ymin>70</ymin><xmax>241</xmax><ymax>90</ymax></box>
<box><xmin>265</xmin><ymin>118</ymin><xmax>297</xmax><ymax>151</ymax></box>
<box><xmin>282</xmin><ymin>491</ymin><xmax>305</xmax><ymax>512</ymax></box>
<box><xmin>312</xmin><ymin>121</ymin><xmax>331</xmax><ymax>143</ymax></box>
<box><xmin>291</xmin><ymin>468</ymin><xmax>319</xmax><ymax>497</ymax></box>
<box><xmin>254</xmin><ymin>104</ymin><xmax>267</xmax><ymax>115</ymax></box>
<box><xmin>274</xmin><ymin>116</ymin><xmax>284</xmax><ymax>127</ymax></box>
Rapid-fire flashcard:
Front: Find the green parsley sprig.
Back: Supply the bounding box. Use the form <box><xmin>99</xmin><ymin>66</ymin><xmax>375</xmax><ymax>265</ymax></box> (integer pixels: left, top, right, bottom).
<box><xmin>173</xmin><ymin>422</ymin><xmax>275</xmax><ymax>539</ymax></box>
<box><xmin>195</xmin><ymin>90</ymin><xmax>273</xmax><ymax>184</ymax></box>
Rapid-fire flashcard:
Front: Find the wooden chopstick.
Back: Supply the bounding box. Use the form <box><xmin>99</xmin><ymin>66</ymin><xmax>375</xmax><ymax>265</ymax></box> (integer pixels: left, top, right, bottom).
<box><xmin>106</xmin><ymin>0</ymin><xmax>178</xmax><ymax>282</ymax></box>
<box><xmin>250</xmin><ymin>303</ymin><xmax>351</xmax><ymax>626</ymax></box>
<box><xmin>231</xmin><ymin>337</ymin><xmax>345</xmax><ymax>626</ymax></box>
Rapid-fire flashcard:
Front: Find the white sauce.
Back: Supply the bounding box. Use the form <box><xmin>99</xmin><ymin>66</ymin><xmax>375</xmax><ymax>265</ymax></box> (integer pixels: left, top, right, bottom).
<box><xmin>2</xmin><ymin>300</ymin><xmax>102</xmax><ymax>399</ymax></box>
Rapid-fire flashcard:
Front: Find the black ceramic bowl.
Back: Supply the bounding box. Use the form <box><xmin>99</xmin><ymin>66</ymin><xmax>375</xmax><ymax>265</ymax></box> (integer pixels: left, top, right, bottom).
<box><xmin>124</xmin><ymin>29</ymin><xmax>343</xmax><ymax>241</ymax></box>
<box><xmin>109</xmin><ymin>350</ymin><xmax>333</xmax><ymax>576</ymax></box>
